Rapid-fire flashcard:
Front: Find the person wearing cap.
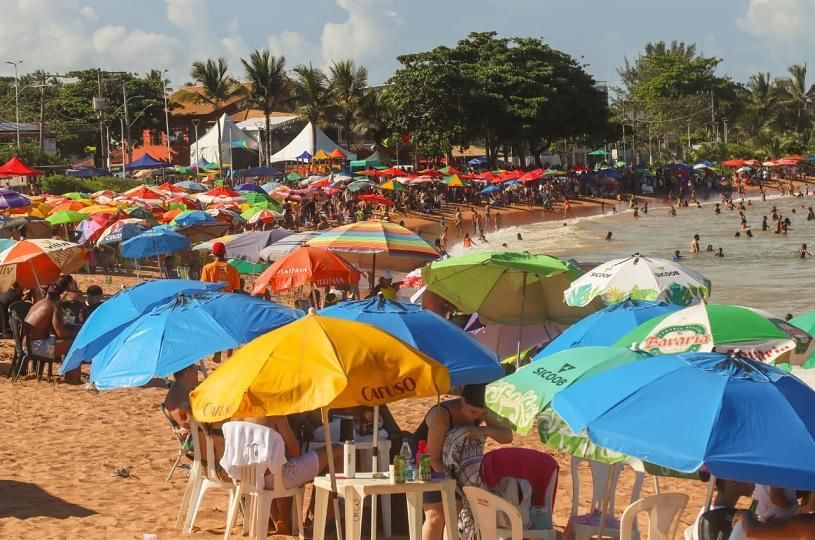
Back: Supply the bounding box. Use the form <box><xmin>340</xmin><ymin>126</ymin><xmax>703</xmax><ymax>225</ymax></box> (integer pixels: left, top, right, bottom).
<box><xmin>413</xmin><ymin>383</ymin><xmax>513</xmax><ymax>540</ymax></box>
<box><xmin>200</xmin><ymin>242</ymin><xmax>241</xmax><ymax>292</ymax></box>
<box><xmin>367</xmin><ymin>271</ymin><xmax>397</xmax><ymax>300</ymax></box>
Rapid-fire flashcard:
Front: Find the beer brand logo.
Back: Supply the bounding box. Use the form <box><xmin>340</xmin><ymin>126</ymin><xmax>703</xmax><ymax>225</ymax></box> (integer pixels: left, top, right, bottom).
<box><xmin>641</xmin><ymin>324</ymin><xmax>711</xmax><ymax>354</ymax></box>
<box><xmin>361</xmin><ymin>377</ymin><xmax>416</xmax><ymax>401</ymax></box>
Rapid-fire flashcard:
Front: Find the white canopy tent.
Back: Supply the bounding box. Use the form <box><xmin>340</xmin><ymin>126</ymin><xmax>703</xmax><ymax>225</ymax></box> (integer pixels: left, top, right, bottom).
<box><xmin>269</xmin><ymin>121</ymin><xmax>356</xmax><ymax>163</ymax></box>
<box><xmin>189</xmin><ymin>113</ymin><xmax>259</xmax><ymax>165</ymax></box>
<box><xmin>236</xmin><ymin>114</ymin><xmax>300</xmax><ymax>135</ymax></box>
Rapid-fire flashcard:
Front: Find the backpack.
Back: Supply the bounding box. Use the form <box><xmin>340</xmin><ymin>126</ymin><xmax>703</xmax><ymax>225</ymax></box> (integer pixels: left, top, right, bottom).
<box><xmin>494</xmin><ymin>476</ymin><xmax>533</xmax><ymax>529</ymax></box>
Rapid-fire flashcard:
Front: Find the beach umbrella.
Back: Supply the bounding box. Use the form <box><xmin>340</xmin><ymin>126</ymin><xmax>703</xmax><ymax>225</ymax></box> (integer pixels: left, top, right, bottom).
<box><xmin>252</xmin><ymin>245</ymin><xmax>360</xmax><ymax>294</ymax></box>
<box><xmin>442</xmin><ymin>174</ymin><xmax>470</xmax><ymax>187</ymax></box>
<box><xmin>174</xmin><ymin>180</ymin><xmax>206</xmax><ymax>192</ymax></box>
<box><xmin>193</xmin><ymin>233</ymin><xmax>245</xmax><ymax>253</ymax></box>
<box><xmin>0</xmin><ymin>216</ymin><xmax>51</xmax><ymax>238</ymax></box>
<box><xmin>347</xmin><ymin>180</ymin><xmax>371</xmax><ymax>192</ymax></box>
<box><xmin>175</xmin><ymin>222</ymin><xmax>230</xmax><ymax>244</ymax></box>
<box><xmin>97</xmin><ymin>220</ymin><xmax>149</xmax><ymax>246</ymax></box>
<box><xmin>423</xmin><ymin>251</ymin><xmax>598</xmax><ymax>326</ymax></box>
<box><xmin>239</xmin><ymin>192</ymin><xmax>270</xmax><ymax>205</ymax></box>
<box><xmin>321</xmin><ymin>296</ymin><xmax>502</xmax><ymax>386</ymax></box>
<box><xmin>357</xmin><ymin>194</ymin><xmax>394</xmax><ymax>207</ymax></box>
<box><xmin>480</xmin><ymin>185</ymin><xmax>500</xmax><ymax>195</ymax></box>
<box><xmin>615</xmin><ymin>303</ymin><xmax>810</xmax><ymax>364</ymax></box>
<box><xmin>0</xmin><ymin>239</ymin><xmax>86</xmax><ymax>290</ymax></box>
<box><xmin>124</xmin><ymin>207</ymin><xmax>157</xmax><ymax>223</ymax></box>
<box><xmin>207</xmin><ymin>208</ymin><xmax>244</xmax><ymax>225</ymax></box>
<box><xmin>0</xmin><ymin>188</ymin><xmax>31</xmax><ymax>210</ymax></box>
<box><xmin>438</xmin><ymin>165</ymin><xmax>461</xmax><ymax>175</ymax></box>
<box><xmin>736</xmin><ymin>166</ymin><xmax>753</xmax><ymax>173</ymax></box>
<box><xmin>46</xmin><ymin>211</ymin><xmax>88</xmax><ymax>226</ymax></box>
<box><xmin>154</xmin><ymin>182</ymin><xmax>188</xmax><ymax>196</ymax></box>
<box><xmin>78</xmin><ymin>214</ymin><xmax>117</xmax><ymax>243</ymax></box>
<box><xmin>257</xmin><ymin>231</ymin><xmax>322</xmax><ymax>262</ymax></box>
<box><xmin>197</xmin><ymin>186</ymin><xmax>244</xmax><ymax>205</ymax></box>
<box><xmin>228</xmin><ymin>258</ymin><xmax>268</xmax><ymax>275</ymax></box>
<box><xmin>0</xmin><ymin>156</ymin><xmax>44</xmax><ymax>177</ymax></box>
<box><xmin>538</xmin><ymin>300</ymin><xmax>681</xmax><ymax>358</ymax></box>
<box><xmin>587</xmin><ymin>149</ymin><xmax>609</xmax><ymax>156</ymax></box>
<box><xmin>260</xmin><ymin>181</ymin><xmax>282</xmax><ymax>193</ymax></box>
<box><xmin>237</xmin><ymin>166</ymin><xmax>282</xmax><ymax>178</ymax></box>
<box><xmin>721</xmin><ymin>159</ymin><xmax>746</xmax><ymax>167</ymax></box>
<box><xmin>487</xmin><ymin>346</ymin><xmax>647</xmax><ymax>434</ymax></box>
<box><xmin>247</xmin><ymin>209</ymin><xmax>281</xmax><ymax>225</ymax></box>
<box><xmin>120</xmin><ymin>185</ymin><xmax>165</xmax><ymax>204</ymax></box>
<box><xmin>221</xmin><ymin>229</ymin><xmax>293</xmax><ymax>263</ymax></box>
<box><xmin>78</xmin><ymin>204</ymin><xmax>119</xmax><ymax>216</ymax></box>
<box><xmin>235</xmin><ymin>183</ymin><xmax>266</xmax><ymax>194</ymax></box>
<box><xmin>463</xmin><ymin>314</ymin><xmax>563</xmax><ymax>360</ymax></box>
<box><xmin>172</xmin><ymin>210</ymin><xmax>216</xmax><ymax>228</ymax></box>
<box><xmin>121</xmin><ymin>227</ymin><xmax>190</xmax><ymax>259</ymax></box>
<box><xmin>564</xmin><ymin>253</ymin><xmax>712</xmax><ymax>307</ymax></box>
<box><xmin>286</xmin><ymin>172</ymin><xmax>306</xmax><ymax>182</ymax></box>
<box><xmin>790</xmin><ymin>312</ymin><xmax>815</xmax><ymax>367</ymax></box>
<box><xmin>49</xmin><ymin>200</ymin><xmax>91</xmax><ymax>214</ymax></box>
<box><xmin>308</xmin><ymin>220</ymin><xmax>438</xmax><ymax>274</ymax></box>
<box><xmin>553</xmin><ymin>352</ymin><xmax>815</xmax><ymax>489</ymax></box>
<box><xmin>63</xmin><ymin>192</ymin><xmax>89</xmax><ymax>200</ymax></box>
<box><xmin>88</xmin><ymin>291</ymin><xmax>303</xmax><ymax>390</ymax></box>
<box><xmin>377</xmin><ymin>179</ymin><xmax>405</xmax><ymax>192</ymax></box>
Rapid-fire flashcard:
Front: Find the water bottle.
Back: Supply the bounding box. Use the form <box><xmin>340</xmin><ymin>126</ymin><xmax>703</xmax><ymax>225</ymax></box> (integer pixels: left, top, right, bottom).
<box><xmin>400</xmin><ymin>440</ymin><xmax>414</xmax><ymax>481</ymax></box>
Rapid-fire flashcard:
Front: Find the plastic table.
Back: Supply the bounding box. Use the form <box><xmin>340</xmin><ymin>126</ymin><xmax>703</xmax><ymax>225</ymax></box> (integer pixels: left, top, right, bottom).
<box><xmin>312</xmin><ymin>473</ymin><xmax>457</xmax><ymax>540</ymax></box>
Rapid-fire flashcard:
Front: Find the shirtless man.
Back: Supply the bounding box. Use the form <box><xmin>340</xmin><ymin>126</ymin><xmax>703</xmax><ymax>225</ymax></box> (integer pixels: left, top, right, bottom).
<box><xmin>164</xmin><ymin>364</ymin><xmax>199</xmax><ymax>430</ymax></box>
<box><xmin>24</xmin><ymin>281</ymin><xmax>77</xmax><ymax>380</ymax></box>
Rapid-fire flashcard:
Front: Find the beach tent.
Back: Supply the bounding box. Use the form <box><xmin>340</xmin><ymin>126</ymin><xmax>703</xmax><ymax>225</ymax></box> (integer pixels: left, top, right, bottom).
<box><xmin>350</xmin><ymin>148</ymin><xmax>389</xmax><ymax>170</ymax></box>
<box><xmin>0</xmin><ymin>156</ymin><xmax>44</xmax><ymax>177</ymax></box>
<box><xmin>189</xmin><ymin>113</ymin><xmax>259</xmax><ymax>165</ymax></box>
<box><xmin>124</xmin><ymin>153</ymin><xmax>171</xmax><ymax>170</ymax></box>
<box><xmin>270</xmin><ymin>122</ymin><xmax>356</xmax><ymax>163</ymax></box>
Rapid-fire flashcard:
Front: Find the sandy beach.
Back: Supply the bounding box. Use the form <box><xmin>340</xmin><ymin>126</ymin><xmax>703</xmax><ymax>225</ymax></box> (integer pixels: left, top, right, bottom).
<box><xmin>0</xmin><ymin>266</ymin><xmax>713</xmax><ymax>539</ymax></box>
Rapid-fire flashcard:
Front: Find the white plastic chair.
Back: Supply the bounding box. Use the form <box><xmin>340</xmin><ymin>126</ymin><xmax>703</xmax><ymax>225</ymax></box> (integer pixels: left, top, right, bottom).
<box><xmin>619</xmin><ymin>493</ymin><xmax>689</xmax><ymax>540</ymax></box>
<box><xmin>160</xmin><ymin>404</ymin><xmax>192</xmax><ymax>482</ymax></box>
<box><xmin>181</xmin><ymin>421</ymin><xmax>238</xmax><ymax>534</ymax></box>
<box><xmin>222</xmin><ymin>459</ymin><xmax>305</xmax><ymax>539</ymax></box>
<box><xmin>464</xmin><ymin>486</ymin><xmax>556</xmax><ymax>540</ymax></box>
<box><xmin>568</xmin><ymin>457</ymin><xmax>645</xmax><ymax>540</ymax></box>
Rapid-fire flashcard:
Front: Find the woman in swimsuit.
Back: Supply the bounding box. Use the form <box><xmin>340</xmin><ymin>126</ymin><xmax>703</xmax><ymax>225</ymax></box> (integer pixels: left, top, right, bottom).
<box><xmin>414</xmin><ymin>384</ymin><xmax>513</xmax><ymax>540</ymax></box>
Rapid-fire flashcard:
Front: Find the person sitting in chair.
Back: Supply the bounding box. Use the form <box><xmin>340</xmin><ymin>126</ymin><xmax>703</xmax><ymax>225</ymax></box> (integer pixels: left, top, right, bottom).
<box><xmin>24</xmin><ymin>280</ymin><xmax>77</xmax><ymax>381</ymax></box>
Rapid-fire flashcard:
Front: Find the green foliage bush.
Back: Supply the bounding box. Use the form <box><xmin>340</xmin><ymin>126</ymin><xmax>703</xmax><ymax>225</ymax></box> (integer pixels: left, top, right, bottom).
<box><xmin>39</xmin><ymin>175</ymin><xmax>143</xmax><ymax>194</ymax></box>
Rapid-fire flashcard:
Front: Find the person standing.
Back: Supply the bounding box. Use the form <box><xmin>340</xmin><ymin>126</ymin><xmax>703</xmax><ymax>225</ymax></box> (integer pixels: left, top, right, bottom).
<box><xmin>690</xmin><ymin>234</ymin><xmax>700</xmax><ymax>253</ymax></box>
<box><xmin>201</xmin><ymin>242</ymin><xmax>241</xmax><ymax>292</ymax></box>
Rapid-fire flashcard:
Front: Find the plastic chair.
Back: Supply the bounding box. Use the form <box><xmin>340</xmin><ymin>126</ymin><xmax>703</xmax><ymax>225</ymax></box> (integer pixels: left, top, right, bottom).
<box><xmin>7</xmin><ymin>301</ymin><xmax>31</xmax><ymax>380</ymax></box>
<box><xmin>223</xmin><ymin>461</ymin><xmax>304</xmax><ymax>540</ymax></box>
<box><xmin>480</xmin><ymin>448</ymin><xmax>559</xmax><ymax>513</ymax></box>
<box><xmin>463</xmin><ymin>486</ymin><xmax>555</xmax><ymax>540</ymax></box>
<box><xmin>619</xmin><ymin>493</ymin><xmax>689</xmax><ymax>540</ymax></box>
<box><xmin>160</xmin><ymin>403</ymin><xmax>192</xmax><ymax>482</ymax></box>
<box><xmin>567</xmin><ymin>457</ymin><xmax>645</xmax><ymax>540</ymax></box>
<box><xmin>181</xmin><ymin>421</ymin><xmax>238</xmax><ymax>534</ymax></box>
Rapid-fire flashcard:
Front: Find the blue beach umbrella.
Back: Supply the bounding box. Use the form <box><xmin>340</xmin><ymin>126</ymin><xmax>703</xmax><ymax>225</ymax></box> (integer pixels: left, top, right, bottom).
<box><xmin>61</xmin><ymin>279</ymin><xmax>224</xmax><ymax>373</ymax></box>
<box><xmin>537</xmin><ymin>300</ymin><xmax>681</xmax><ymax>358</ymax></box>
<box><xmin>480</xmin><ymin>185</ymin><xmax>500</xmax><ymax>195</ymax></box>
<box><xmin>261</xmin><ymin>181</ymin><xmax>283</xmax><ymax>193</ymax></box>
<box><xmin>89</xmin><ymin>291</ymin><xmax>303</xmax><ymax>389</ymax></box>
<box><xmin>553</xmin><ymin>352</ymin><xmax>815</xmax><ymax>489</ymax></box>
<box><xmin>320</xmin><ymin>296</ymin><xmax>503</xmax><ymax>386</ymax></box>
<box><xmin>174</xmin><ymin>180</ymin><xmax>207</xmax><ymax>192</ymax></box>
<box><xmin>235</xmin><ymin>183</ymin><xmax>266</xmax><ymax>194</ymax></box>
<box><xmin>121</xmin><ymin>227</ymin><xmax>190</xmax><ymax>258</ymax></box>
<box><xmin>172</xmin><ymin>210</ymin><xmax>216</xmax><ymax>228</ymax></box>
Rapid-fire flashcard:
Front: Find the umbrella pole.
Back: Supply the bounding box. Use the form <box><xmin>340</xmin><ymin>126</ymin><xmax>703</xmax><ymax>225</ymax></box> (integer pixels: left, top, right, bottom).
<box><xmin>370</xmin><ymin>253</ymin><xmax>377</xmax><ymax>293</ymax></box>
<box><xmin>516</xmin><ymin>272</ymin><xmax>528</xmax><ymax>367</ymax></box>
<box><xmin>595</xmin><ymin>462</ymin><xmax>617</xmax><ymax>540</ymax></box>
<box><xmin>321</xmin><ymin>407</ymin><xmax>344</xmax><ymax>540</ymax></box>
<box><xmin>703</xmin><ymin>474</ymin><xmax>716</xmax><ymax>512</ymax></box>
<box><xmin>29</xmin><ymin>260</ymin><xmax>40</xmax><ymax>289</ymax></box>
<box><xmin>370</xmin><ymin>405</ymin><xmax>380</xmax><ymax>539</ymax></box>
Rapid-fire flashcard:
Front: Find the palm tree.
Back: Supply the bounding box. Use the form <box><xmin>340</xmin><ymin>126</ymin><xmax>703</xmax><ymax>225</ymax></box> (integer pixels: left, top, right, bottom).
<box><xmin>746</xmin><ymin>72</ymin><xmax>778</xmax><ymax>130</ymax></box>
<box><xmin>328</xmin><ymin>60</ymin><xmax>368</xmax><ymax>147</ymax></box>
<box><xmin>177</xmin><ymin>57</ymin><xmax>246</xmax><ymax>172</ymax></box>
<box><xmin>779</xmin><ymin>63</ymin><xmax>815</xmax><ymax>133</ymax></box>
<box><xmin>291</xmin><ymin>64</ymin><xmax>330</xmax><ymax>154</ymax></box>
<box><xmin>241</xmin><ymin>50</ymin><xmax>290</xmax><ymax>165</ymax></box>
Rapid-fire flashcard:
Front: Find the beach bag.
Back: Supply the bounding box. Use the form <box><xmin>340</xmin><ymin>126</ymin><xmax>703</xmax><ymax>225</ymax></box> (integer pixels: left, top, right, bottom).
<box><xmin>493</xmin><ymin>476</ymin><xmax>533</xmax><ymax>529</ymax></box>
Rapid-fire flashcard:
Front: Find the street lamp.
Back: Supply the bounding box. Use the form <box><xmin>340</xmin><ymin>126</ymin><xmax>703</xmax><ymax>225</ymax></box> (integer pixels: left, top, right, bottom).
<box><xmin>162</xmin><ymin>69</ymin><xmax>172</xmax><ymax>165</ymax></box>
<box><xmin>192</xmin><ymin>119</ymin><xmax>200</xmax><ymax>168</ymax></box>
<box><xmin>6</xmin><ymin>60</ymin><xmax>22</xmax><ymax>149</ymax></box>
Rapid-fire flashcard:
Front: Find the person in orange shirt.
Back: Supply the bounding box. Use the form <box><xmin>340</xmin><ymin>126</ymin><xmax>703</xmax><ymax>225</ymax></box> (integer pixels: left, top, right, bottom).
<box><xmin>200</xmin><ymin>242</ymin><xmax>241</xmax><ymax>292</ymax></box>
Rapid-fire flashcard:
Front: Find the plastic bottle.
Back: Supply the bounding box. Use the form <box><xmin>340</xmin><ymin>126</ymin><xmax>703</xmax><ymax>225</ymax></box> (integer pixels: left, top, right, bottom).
<box><xmin>400</xmin><ymin>440</ymin><xmax>414</xmax><ymax>481</ymax></box>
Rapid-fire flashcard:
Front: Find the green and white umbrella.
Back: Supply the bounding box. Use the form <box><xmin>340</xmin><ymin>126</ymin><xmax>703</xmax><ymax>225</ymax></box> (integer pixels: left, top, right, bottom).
<box><xmin>615</xmin><ymin>303</ymin><xmax>812</xmax><ymax>364</ymax></box>
<box><xmin>486</xmin><ymin>346</ymin><xmax>646</xmax><ymax>435</ymax></box>
<box><xmin>564</xmin><ymin>253</ymin><xmax>711</xmax><ymax>307</ymax></box>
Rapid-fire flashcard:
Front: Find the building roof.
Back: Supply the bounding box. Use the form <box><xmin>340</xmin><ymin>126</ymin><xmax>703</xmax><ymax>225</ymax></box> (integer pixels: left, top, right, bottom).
<box><xmin>170</xmin><ymin>83</ymin><xmax>250</xmax><ymax>117</ymax></box>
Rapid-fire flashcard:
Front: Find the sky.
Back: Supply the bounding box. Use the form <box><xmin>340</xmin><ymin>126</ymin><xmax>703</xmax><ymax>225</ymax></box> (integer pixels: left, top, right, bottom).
<box><xmin>0</xmin><ymin>0</ymin><xmax>813</xmax><ymax>93</ymax></box>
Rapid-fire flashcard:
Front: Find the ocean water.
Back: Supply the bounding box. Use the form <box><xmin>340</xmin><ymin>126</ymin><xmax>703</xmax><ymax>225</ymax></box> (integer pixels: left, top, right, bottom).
<box><xmin>448</xmin><ymin>195</ymin><xmax>815</xmax><ymax>317</ymax></box>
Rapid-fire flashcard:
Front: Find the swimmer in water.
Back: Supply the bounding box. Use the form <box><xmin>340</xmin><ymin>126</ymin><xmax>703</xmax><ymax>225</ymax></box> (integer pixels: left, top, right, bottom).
<box><xmin>746</xmin><ymin>229</ymin><xmax>753</xmax><ymax>238</ymax></box>
<box><xmin>516</xmin><ymin>233</ymin><xmax>523</xmax><ymax>241</ymax></box>
<box><xmin>669</xmin><ymin>206</ymin><xmax>677</xmax><ymax>216</ymax></box>
<box><xmin>690</xmin><ymin>234</ymin><xmax>700</xmax><ymax>253</ymax></box>
<box><xmin>762</xmin><ymin>216</ymin><xmax>769</xmax><ymax>230</ymax></box>
<box><xmin>715</xmin><ymin>247</ymin><xmax>724</xmax><ymax>257</ymax></box>
<box><xmin>735</xmin><ymin>231</ymin><xmax>741</xmax><ymax>237</ymax></box>
<box><xmin>633</xmin><ymin>206</ymin><xmax>639</xmax><ymax>218</ymax></box>
<box><xmin>808</xmin><ymin>207</ymin><xmax>815</xmax><ymax>221</ymax></box>
<box><xmin>672</xmin><ymin>250</ymin><xmax>684</xmax><ymax>261</ymax></box>
<box><xmin>799</xmin><ymin>243</ymin><xmax>812</xmax><ymax>258</ymax></box>
<box><xmin>605</xmin><ymin>231</ymin><xmax>612</xmax><ymax>240</ymax></box>
<box><xmin>714</xmin><ymin>203</ymin><xmax>721</xmax><ymax>214</ymax></box>
<box><xmin>706</xmin><ymin>244</ymin><xmax>714</xmax><ymax>252</ymax></box>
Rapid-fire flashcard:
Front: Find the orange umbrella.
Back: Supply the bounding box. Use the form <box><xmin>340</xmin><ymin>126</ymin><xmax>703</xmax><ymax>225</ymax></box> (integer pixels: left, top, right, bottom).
<box><xmin>0</xmin><ymin>239</ymin><xmax>87</xmax><ymax>290</ymax></box>
<box><xmin>50</xmin><ymin>200</ymin><xmax>90</xmax><ymax>214</ymax></box>
<box><xmin>328</xmin><ymin>148</ymin><xmax>347</xmax><ymax>159</ymax></box>
<box><xmin>161</xmin><ymin>208</ymin><xmax>184</xmax><ymax>223</ymax></box>
<box><xmin>252</xmin><ymin>246</ymin><xmax>360</xmax><ymax>294</ymax></box>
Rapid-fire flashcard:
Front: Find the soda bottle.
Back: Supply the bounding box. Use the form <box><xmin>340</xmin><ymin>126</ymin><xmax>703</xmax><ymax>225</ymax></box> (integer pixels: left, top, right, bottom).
<box><xmin>400</xmin><ymin>440</ymin><xmax>414</xmax><ymax>481</ymax></box>
<box><xmin>393</xmin><ymin>455</ymin><xmax>406</xmax><ymax>484</ymax></box>
<box><xmin>420</xmin><ymin>454</ymin><xmax>432</xmax><ymax>481</ymax></box>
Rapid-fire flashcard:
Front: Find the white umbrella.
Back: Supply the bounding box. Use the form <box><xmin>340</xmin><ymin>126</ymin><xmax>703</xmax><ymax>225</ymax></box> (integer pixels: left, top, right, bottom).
<box><xmin>736</xmin><ymin>166</ymin><xmax>753</xmax><ymax>173</ymax></box>
<box><xmin>564</xmin><ymin>253</ymin><xmax>711</xmax><ymax>307</ymax></box>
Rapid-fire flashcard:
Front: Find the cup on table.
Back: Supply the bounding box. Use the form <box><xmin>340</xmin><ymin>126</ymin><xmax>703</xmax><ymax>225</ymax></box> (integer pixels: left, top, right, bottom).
<box><xmin>338</xmin><ymin>415</ymin><xmax>355</xmax><ymax>442</ymax></box>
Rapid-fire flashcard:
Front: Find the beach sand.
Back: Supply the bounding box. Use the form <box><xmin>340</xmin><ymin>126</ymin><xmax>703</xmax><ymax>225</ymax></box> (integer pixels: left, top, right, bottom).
<box><xmin>0</xmin><ymin>271</ymin><xmax>710</xmax><ymax>540</ymax></box>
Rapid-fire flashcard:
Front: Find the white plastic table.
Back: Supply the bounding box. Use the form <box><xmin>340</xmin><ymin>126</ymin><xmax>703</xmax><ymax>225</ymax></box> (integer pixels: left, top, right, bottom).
<box><xmin>312</xmin><ymin>473</ymin><xmax>457</xmax><ymax>540</ymax></box>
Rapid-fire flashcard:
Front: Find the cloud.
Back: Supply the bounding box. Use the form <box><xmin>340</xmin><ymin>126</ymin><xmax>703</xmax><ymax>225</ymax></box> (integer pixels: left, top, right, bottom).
<box><xmin>321</xmin><ymin>0</ymin><xmax>401</xmax><ymax>64</ymax></box>
<box><xmin>80</xmin><ymin>5</ymin><xmax>98</xmax><ymax>21</ymax></box>
<box><xmin>737</xmin><ymin>0</ymin><xmax>815</xmax><ymax>43</ymax></box>
<box><xmin>267</xmin><ymin>31</ymin><xmax>323</xmax><ymax>67</ymax></box>
<box><xmin>92</xmin><ymin>25</ymin><xmax>181</xmax><ymax>70</ymax></box>
<box><xmin>165</xmin><ymin>0</ymin><xmax>208</xmax><ymax>29</ymax></box>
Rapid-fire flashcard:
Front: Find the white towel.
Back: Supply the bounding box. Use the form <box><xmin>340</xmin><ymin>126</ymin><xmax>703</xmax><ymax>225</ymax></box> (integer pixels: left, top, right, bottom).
<box><xmin>220</xmin><ymin>421</ymin><xmax>286</xmax><ymax>490</ymax></box>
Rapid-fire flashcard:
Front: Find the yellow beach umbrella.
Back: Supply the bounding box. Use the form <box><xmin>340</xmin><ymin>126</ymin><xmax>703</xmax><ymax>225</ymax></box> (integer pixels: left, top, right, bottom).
<box><xmin>190</xmin><ymin>313</ymin><xmax>449</xmax><ymax>421</ymax></box>
<box><xmin>190</xmin><ymin>312</ymin><xmax>449</xmax><ymax>539</ymax></box>
<box><xmin>313</xmin><ymin>149</ymin><xmax>331</xmax><ymax>160</ymax></box>
<box><xmin>79</xmin><ymin>204</ymin><xmax>119</xmax><ymax>215</ymax></box>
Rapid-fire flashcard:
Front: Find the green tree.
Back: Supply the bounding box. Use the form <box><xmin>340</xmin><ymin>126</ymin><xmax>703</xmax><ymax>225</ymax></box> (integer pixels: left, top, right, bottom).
<box><xmin>241</xmin><ymin>50</ymin><xmax>290</xmax><ymax>165</ymax></box>
<box><xmin>291</xmin><ymin>64</ymin><xmax>330</xmax><ymax>154</ymax></box>
<box><xmin>777</xmin><ymin>63</ymin><xmax>815</xmax><ymax>133</ymax></box>
<box><xmin>328</xmin><ymin>59</ymin><xmax>368</xmax><ymax>147</ymax></box>
<box><xmin>177</xmin><ymin>58</ymin><xmax>246</xmax><ymax>170</ymax></box>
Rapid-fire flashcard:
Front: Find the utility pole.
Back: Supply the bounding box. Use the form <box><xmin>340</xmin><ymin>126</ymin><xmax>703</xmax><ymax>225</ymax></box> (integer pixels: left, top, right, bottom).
<box><xmin>122</xmin><ymin>80</ymin><xmax>132</xmax><ymax>166</ymax></box>
<box><xmin>723</xmin><ymin>118</ymin><xmax>729</xmax><ymax>144</ymax></box>
<box><xmin>6</xmin><ymin>60</ymin><xmax>22</xmax><ymax>150</ymax></box>
<box><xmin>687</xmin><ymin>120</ymin><xmax>691</xmax><ymax>150</ymax></box>
<box><xmin>162</xmin><ymin>69</ymin><xmax>172</xmax><ymax>164</ymax></box>
<box><xmin>192</xmin><ymin>119</ymin><xmax>200</xmax><ymax>167</ymax></box>
<box><xmin>710</xmin><ymin>89</ymin><xmax>716</xmax><ymax>141</ymax></box>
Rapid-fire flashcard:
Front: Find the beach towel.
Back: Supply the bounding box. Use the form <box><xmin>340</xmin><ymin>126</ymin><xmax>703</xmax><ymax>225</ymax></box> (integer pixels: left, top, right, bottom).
<box><xmin>442</xmin><ymin>427</ymin><xmax>486</xmax><ymax>540</ymax></box>
<box><xmin>220</xmin><ymin>421</ymin><xmax>286</xmax><ymax>490</ymax></box>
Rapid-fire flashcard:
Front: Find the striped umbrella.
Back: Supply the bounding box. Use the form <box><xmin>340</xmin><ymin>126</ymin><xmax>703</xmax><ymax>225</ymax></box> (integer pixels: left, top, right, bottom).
<box><xmin>247</xmin><ymin>209</ymin><xmax>282</xmax><ymax>225</ymax></box>
<box><xmin>0</xmin><ymin>188</ymin><xmax>30</xmax><ymax>209</ymax></box>
<box><xmin>96</xmin><ymin>219</ymin><xmax>149</xmax><ymax>246</ymax></box>
<box><xmin>197</xmin><ymin>186</ymin><xmax>244</xmax><ymax>205</ymax></box>
<box><xmin>0</xmin><ymin>239</ymin><xmax>87</xmax><ymax>290</ymax></box>
<box><xmin>308</xmin><ymin>220</ymin><xmax>438</xmax><ymax>276</ymax></box>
